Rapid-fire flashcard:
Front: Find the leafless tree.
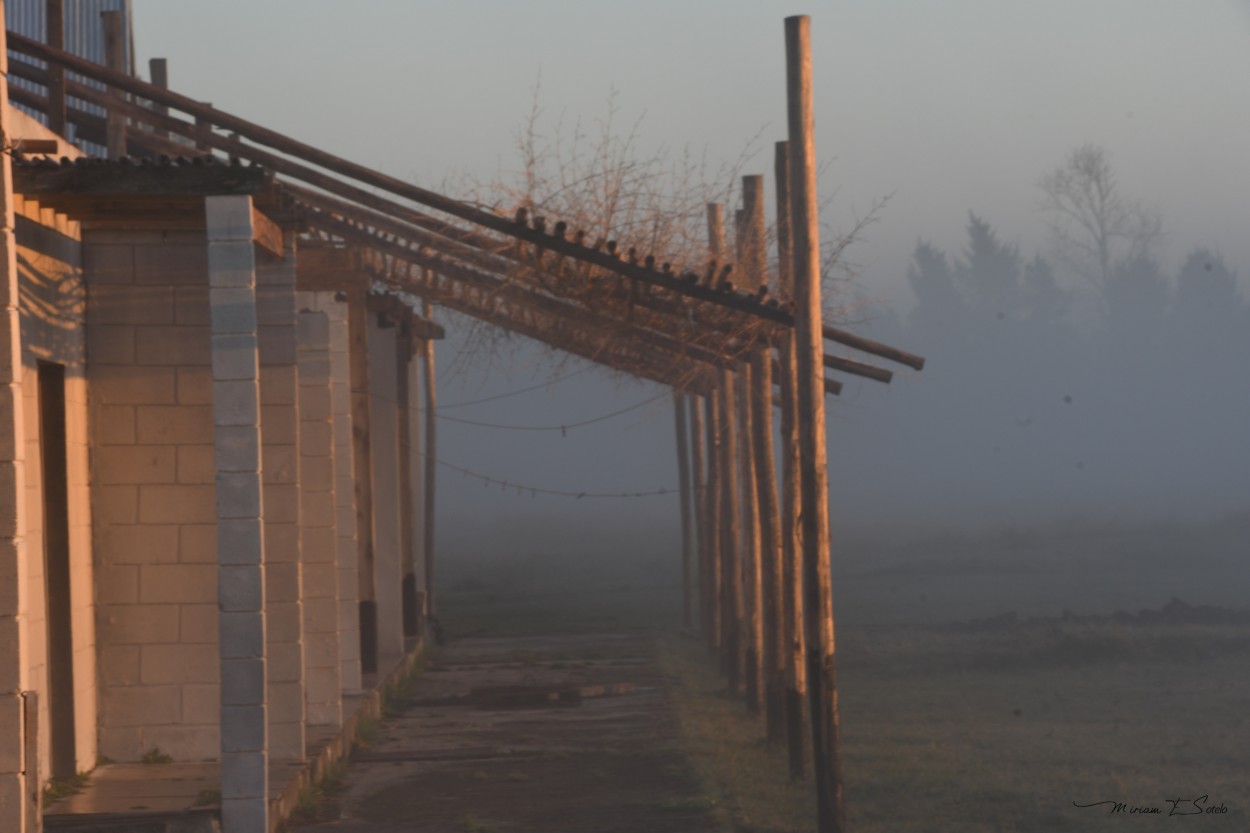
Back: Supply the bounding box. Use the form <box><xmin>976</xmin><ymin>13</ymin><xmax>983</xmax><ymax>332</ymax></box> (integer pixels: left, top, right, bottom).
<box><xmin>1038</xmin><ymin>143</ymin><xmax>1161</xmax><ymax>290</ymax></box>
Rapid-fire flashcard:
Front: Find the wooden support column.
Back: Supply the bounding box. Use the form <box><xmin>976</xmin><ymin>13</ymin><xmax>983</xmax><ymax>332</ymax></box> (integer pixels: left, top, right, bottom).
<box><xmin>688</xmin><ymin>394</ymin><xmax>708</xmax><ymax>637</ymax></box>
<box><xmin>736</xmin><ymin>360</ymin><xmax>762</xmax><ymax>709</ymax></box>
<box><xmin>775</xmin><ymin>139</ymin><xmax>807</xmax><ymax>779</ymax></box>
<box><xmin>46</xmin><ymin>0</ymin><xmax>65</xmax><ymax>138</ymax></box>
<box><xmin>148</xmin><ymin>57</ymin><xmax>169</xmax><ymax>139</ymax></box>
<box><xmin>347</xmin><ymin>291</ymin><xmax>379</xmax><ymax>675</ymax></box>
<box><xmin>701</xmin><ymin>391</ymin><xmax>722</xmax><ymax>654</ymax></box>
<box><xmin>786</xmin><ymin>16</ymin><xmax>845</xmax><ymax>832</ymax></box>
<box><xmin>421</xmin><ymin>295</ymin><xmax>437</xmax><ymax>618</ymax></box>
<box><xmin>673</xmin><ymin>391</ymin><xmax>694</xmax><ymax>629</ymax></box>
<box><xmin>717</xmin><ymin>369</ymin><xmax>742</xmax><ymax>688</ymax></box>
<box><xmin>100</xmin><ymin>11</ymin><xmax>126</xmax><ymax>158</ymax></box>
<box><xmin>752</xmin><ymin>349</ymin><xmax>784</xmax><ymax>741</ymax></box>
<box><xmin>738</xmin><ymin>175</ymin><xmax>767</xmax><ymax>714</ymax></box>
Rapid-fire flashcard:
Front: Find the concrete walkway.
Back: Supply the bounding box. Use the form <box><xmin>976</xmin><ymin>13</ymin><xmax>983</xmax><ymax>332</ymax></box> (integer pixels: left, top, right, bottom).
<box><xmin>294</xmin><ymin>633</ymin><xmax>720</xmax><ymax>833</ymax></box>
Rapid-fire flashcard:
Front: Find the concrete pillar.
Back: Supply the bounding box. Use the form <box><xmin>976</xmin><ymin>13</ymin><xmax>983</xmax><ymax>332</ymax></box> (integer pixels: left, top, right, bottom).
<box><xmin>309</xmin><ymin>295</ymin><xmax>362</xmax><ymax>691</ymax></box>
<box><xmin>206</xmin><ymin>195</ymin><xmax>268</xmax><ymax>833</ymax></box>
<box><xmin>256</xmin><ymin>241</ymin><xmax>303</xmax><ymax>761</ymax></box>
<box><xmin>0</xmin><ymin>18</ymin><xmax>35</xmax><ymax>829</ymax></box>
<box><xmin>295</xmin><ymin>308</ymin><xmax>340</xmax><ymax>729</ymax></box>
<box><xmin>366</xmin><ymin>316</ymin><xmax>404</xmax><ymax>662</ymax></box>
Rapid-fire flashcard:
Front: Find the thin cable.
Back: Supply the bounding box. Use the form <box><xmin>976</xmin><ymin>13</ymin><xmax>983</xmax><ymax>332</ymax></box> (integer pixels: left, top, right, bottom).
<box><xmin>419</xmin><ymin>449</ymin><xmax>697</xmax><ymax>499</ymax></box>
<box><xmin>435</xmin><ymin>389</ymin><xmax>670</xmax><ymax>433</ymax></box>
<box><xmin>437</xmin><ymin>366</ymin><xmax>594</xmax><ymax>410</ymax></box>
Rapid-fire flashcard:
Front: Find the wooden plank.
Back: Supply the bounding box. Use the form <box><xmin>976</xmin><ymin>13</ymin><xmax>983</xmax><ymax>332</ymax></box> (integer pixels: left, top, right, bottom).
<box><xmin>775</xmin><ymin>139</ymin><xmax>807</xmax><ymax>781</ymax></box>
<box><xmin>251</xmin><ymin>204</ymin><xmax>284</xmax><ymax>260</ymax></box>
<box><xmin>5</xmin><ymin>32</ymin><xmax>791</xmax><ymax>325</ymax></box>
<box><xmin>786</xmin><ymin>16</ymin><xmax>844</xmax><ymax>833</ymax></box>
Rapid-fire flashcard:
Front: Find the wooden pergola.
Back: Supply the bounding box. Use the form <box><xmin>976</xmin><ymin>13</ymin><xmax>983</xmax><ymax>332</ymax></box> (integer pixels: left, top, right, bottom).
<box><xmin>6</xmin><ymin>16</ymin><xmax>923</xmax><ymax>833</ymax></box>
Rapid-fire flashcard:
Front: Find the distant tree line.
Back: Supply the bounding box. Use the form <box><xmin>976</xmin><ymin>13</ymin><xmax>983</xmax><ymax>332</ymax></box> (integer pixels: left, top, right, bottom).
<box><xmin>832</xmin><ymin>146</ymin><xmax>1249</xmax><ymax>527</ymax></box>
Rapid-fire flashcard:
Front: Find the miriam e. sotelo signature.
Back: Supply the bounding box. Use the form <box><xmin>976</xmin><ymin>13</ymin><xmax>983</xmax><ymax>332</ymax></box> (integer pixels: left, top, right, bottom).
<box><xmin>1073</xmin><ymin>796</ymin><xmax>1229</xmax><ymax>816</ymax></box>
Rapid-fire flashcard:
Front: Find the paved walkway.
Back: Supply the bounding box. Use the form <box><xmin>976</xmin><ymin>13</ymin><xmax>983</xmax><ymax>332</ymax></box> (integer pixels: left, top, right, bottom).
<box><xmin>295</xmin><ymin>633</ymin><xmax>720</xmax><ymax>833</ymax></box>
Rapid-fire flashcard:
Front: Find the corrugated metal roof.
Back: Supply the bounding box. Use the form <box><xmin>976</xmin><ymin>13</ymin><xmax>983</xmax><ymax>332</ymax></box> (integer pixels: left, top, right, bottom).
<box><xmin>6</xmin><ymin>0</ymin><xmax>135</xmax><ymax>155</ymax></box>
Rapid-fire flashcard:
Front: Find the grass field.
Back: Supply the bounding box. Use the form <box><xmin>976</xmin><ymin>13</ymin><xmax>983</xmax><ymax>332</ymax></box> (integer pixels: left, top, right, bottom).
<box><xmin>437</xmin><ymin>516</ymin><xmax>1250</xmax><ymax>831</ymax></box>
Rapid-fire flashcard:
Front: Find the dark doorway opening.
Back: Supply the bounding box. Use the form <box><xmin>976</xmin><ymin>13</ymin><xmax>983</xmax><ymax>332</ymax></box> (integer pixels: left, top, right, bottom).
<box><xmin>39</xmin><ymin>361</ymin><xmax>76</xmax><ymax>778</ymax></box>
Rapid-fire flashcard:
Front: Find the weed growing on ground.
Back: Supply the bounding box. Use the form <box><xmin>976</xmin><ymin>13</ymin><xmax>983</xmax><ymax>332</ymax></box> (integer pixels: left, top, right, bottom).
<box><xmin>41</xmin><ymin>771</ymin><xmax>91</xmax><ymax>806</ymax></box>
<box><xmin>140</xmin><ymin>747</ymin><xmax>173</xmax><ymax>765</ymax></box>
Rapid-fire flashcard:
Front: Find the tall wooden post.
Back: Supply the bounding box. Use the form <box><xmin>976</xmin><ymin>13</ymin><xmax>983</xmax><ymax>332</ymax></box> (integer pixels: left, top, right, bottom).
<box><xmin>673</xmin><ymin>391</ymin><xmax>695</xmax><ymax>629</ymax></box>
<box><xmin>46</xmin><ymin>0</ymin><xmax>65</xmax><ymax>138</ymax></box>
<box><xmin>786</xmin><ymin>16</ymin><xmax>845</xmax><ymax>832</ymax></box>
<box><xmin>775</xmin><ymin>139</ymin><xmax>808</xmax><ymax>778</ymax></box>
<box><xmin>148</xmin><ymin>57</ymin><xmax>169</xmax><ymax>139</ymax></box>
<box><xmin>421</xmin><ymin>295</ymin><xmax>438</xmax><ymax>616</ymax></box>
<box><xmin>751</xmin><ymin>348</ymin><xmax>784</xmax><ymax>741</ymax></box>
<box><xmin>702</xmin><ymin>390</ymin><xmax>722</xmax><ymax>653</ymax></box>
<box><xmin>397</xmin><ymin>325</ymin><xmax>418</xmax><ymax>637</ymax></box>
<box><xmin>716</xmin><ymin>369</ymin><xmax>741</xmax><ymax>686</ymax></box>
<box><xmin>689</xmin><ymin>394</ymin><xmax>708</xmax><ymax>635</ymax></box>
<box><xmin>735</xmin><ymin>359</ymin><xmax>761</xmax><ymax>709</ymax></box>
<box><xmin>100</xmin><ymin>10</ymin><xmax>126</xmax><ymax>158</ymax></box>
<box><xmin>735</xmin><ymin>179</ymin><xmax>765</xmax><ymax>710</ymax></box>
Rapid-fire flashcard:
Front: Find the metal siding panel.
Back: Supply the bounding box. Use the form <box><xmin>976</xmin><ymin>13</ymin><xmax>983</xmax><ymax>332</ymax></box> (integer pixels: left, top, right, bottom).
<box><xmin>5</xmin><ymin>0</ymin><xmax>134</xmax><ymax>155</ymax></box>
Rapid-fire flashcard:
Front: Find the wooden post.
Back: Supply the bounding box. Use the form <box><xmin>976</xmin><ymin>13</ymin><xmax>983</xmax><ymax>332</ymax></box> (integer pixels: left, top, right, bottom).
<box><xmin>45</xmin><ymin>0</ymin><xmax>65</xmax><ymax>138</ymax></box>
<box><xmin>673</xmin><ymin>391</ymin><xmax>694</xmax><ymax>629</ymax></box>
<box><xmin>736</xmin><ymin>359</ymin><xmax>762</xmax><ymax>711</ymax></box>
<box><xmin>689</xmin><ymin>394</ymin><xmax>709</xmax><ymax>636</ymax></box>
<box><xmin>348</xmin><ymin>290</ymin><xmax>379</xmax><ymax>674</ymax></box>
<box><xmin>702</xmin><ymin>390</ymin><xmax>722</xmax><ymax>653</ymax></box>
<box><xmin>786</xmin><ymin>16</ymin><xmax>845</xmax><ymax>832</ymax></box>
<box><xmin>148</xmin><ymin>57</ymin><xmax>169</xmax><ymax>139</ymax></box>
<box><xmin>421</xmin><ymin>295</ymin><xmax>437</xmax><ymax>617</ymax></box>
<box><xmin>742</xmin><ymin>174</ymin><xmax>771</xmax><ymax>717</ymax></box>
<box><xmin>716</xmin><ymin>369</ymin><xmax>741</xmax><ymax>687</ymax></box>
<box><xmin>775</xmin><ymin>139</ymin><xmax>808</xmax><ymax>779</ymax></box>
<box><xmin>751</xmin><ymin>348</ymin><xmax>784</xmax><ymax>741</ymax></box>
<box><xmin>100</xmin><ymin>10</ymin><xmax>126</xmax><ymax>158</ymax></box>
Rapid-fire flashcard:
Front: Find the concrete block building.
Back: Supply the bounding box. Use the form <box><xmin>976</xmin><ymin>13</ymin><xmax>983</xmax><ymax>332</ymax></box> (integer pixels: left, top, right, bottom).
<box><xmin>0</xmin><ymin>86</ymin><xmax>439</xmax><ymax>830</ymax></box>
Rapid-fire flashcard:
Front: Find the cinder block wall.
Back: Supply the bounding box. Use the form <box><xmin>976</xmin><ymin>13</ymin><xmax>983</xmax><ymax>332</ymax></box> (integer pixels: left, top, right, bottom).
<box><xmin>86</xmin><ymin>229</ymin><xmax>221</xmax><ymax>762</ymax></box>
<box><xmin>14</xmin><ymin>196</ymin><xmax>97</xmax><ymax>777</ymax></box>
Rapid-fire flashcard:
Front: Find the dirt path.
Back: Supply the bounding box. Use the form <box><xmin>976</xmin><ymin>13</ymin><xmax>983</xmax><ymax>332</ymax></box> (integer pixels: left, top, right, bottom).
<box><xmin>293</xmin><ymin>632</ymin><xmax>720</xmax><ymax>833</ymax></box>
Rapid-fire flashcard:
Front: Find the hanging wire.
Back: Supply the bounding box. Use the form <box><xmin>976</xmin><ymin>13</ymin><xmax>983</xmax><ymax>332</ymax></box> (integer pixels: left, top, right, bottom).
<box><xmin>434</xmin><ymin>389</ymin><xmax>670</xmax><ymax>432</ymax></box>
<box><xmin>436</xmin><ymin>365</ymin><xmax>594</xmax><ymax>410</ymax></box>
<box><xmin>418</xmin><ymin>448</ymin><xmax>696</xmax><ymax>499</ymax></box>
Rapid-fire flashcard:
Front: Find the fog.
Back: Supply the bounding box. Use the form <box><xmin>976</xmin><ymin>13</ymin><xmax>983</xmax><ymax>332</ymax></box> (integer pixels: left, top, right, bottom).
<box><xmin>129</xmin><ymin>2</ymin><xmax>1250</xmax><ymax>618</ymax></box>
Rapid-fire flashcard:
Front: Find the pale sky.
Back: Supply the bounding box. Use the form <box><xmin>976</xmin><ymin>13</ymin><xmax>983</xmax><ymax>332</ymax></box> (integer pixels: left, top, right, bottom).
<box><xmin>124</xmin><ymin>2</ymin><xmax>1250</xmax><ymax>534</ymax></box>
<box><xmin>131</xmin><ymin>0</ymin><xmax>1250</xmax><ymax>308</ymax></box>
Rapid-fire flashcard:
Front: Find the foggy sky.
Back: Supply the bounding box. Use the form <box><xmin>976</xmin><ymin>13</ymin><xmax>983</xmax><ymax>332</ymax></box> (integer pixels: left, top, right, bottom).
<box><xmin>127</xmin><ymin>2</ymin><xmax>1250</xmax><ymax>538</ymax></box>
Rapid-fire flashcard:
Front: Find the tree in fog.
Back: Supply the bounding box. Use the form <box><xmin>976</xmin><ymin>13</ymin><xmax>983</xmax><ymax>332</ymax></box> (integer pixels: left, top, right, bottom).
<box><xmin>958</xmin><ymin>212</ymin><xmax>1022</xmax><ymax>320</ymax></box>
<box><xmin>1038</xmin><ymin>144</ymin><xmax>1161</xmax><ymax>292</ymax></box>
<box><xmin>1171</xmin><ymin>249</ymin><xmax>1242</xmax><ymax>335</ymax></box>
